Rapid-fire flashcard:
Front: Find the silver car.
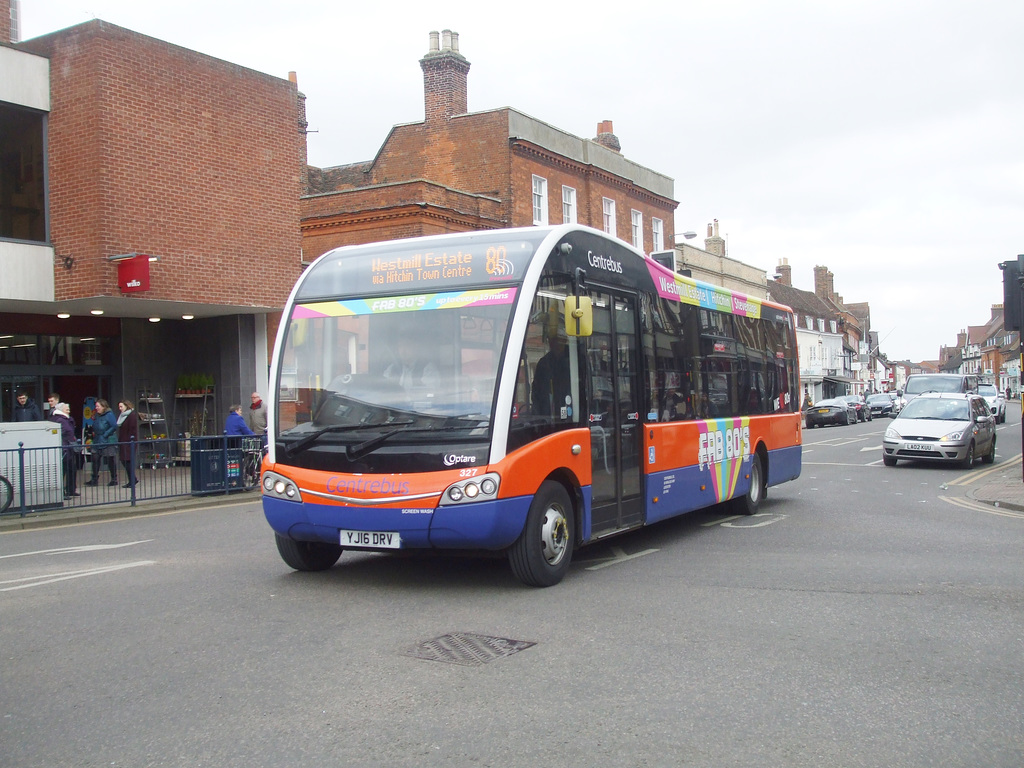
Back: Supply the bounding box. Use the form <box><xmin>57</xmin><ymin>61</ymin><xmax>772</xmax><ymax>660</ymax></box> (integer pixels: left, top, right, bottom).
<box><xmin>882</xmin><ymin>393</ymin><xmax>996</xmax><ymax>468</ymax></box>
<box><xmin>977</xmin><ymin>383</ymin><xmax>1007</xmax><ymax>423</ymax></box>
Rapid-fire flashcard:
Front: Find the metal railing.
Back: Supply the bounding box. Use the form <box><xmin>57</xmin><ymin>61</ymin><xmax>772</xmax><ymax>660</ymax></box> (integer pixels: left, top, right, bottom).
<box><xmin>0</xmin><ymin>435</ymin><xmax>263</xmax><ymax>518</ymax></box>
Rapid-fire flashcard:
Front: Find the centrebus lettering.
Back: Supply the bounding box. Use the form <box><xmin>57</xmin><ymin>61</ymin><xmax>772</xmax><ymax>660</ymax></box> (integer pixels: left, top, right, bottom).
<box><xmin>587</xmin><ymin>250</ymin><xmax>623</xmax><ymax>274</ymax></box>
<box><xmin>326</xmin><ymin>476</ymin><xmax>411</xmax><ymax>496</ymax></box>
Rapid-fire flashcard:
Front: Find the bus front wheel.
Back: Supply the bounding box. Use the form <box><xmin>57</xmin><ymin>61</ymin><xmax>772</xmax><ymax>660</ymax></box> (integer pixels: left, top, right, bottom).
<box><xmin>508</xmin><ymin>481</ymin><xmax>575</xmax><ymax>588</ymax></box>
<box><xmin>275</xmin><ymin>533</ymin><xmax>343</xmax><ymax>571</ymax></box>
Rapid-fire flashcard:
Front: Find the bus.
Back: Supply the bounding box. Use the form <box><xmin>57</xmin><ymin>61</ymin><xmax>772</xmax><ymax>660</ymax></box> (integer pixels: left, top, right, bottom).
<box><xmin>261</xmin><ymin>225</ymin><xmax>802</xmax><ymax>587</ymax></box>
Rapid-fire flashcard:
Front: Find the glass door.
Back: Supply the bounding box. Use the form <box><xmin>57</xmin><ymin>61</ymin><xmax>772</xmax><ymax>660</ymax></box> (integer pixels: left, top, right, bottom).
<box><xmin>587</xmin><ymin>289</ymin><xmax>643</xmax><ymax>535</ymax></box>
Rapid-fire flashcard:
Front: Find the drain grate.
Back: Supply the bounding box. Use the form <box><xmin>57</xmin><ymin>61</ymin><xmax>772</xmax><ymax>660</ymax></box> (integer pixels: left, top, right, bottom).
<box><xmin>404</xmin><ymin>632</ymin><xmax>536</xmax><ymax>666</ymax></box>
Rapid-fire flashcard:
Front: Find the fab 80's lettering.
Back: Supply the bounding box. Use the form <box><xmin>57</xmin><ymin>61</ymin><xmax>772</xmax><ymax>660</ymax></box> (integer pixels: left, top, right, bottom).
<box><xmin>699</xmin><ymin>425</ymin><xmax>751</xmax><ymax>466</ymax></box>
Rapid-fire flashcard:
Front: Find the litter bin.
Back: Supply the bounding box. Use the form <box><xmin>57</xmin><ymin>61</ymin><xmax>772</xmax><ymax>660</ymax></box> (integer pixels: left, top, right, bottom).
<box><xmin>190</xmin><ymin>436</ymin><xmax>244</xmax><ymax>495</ymax></box>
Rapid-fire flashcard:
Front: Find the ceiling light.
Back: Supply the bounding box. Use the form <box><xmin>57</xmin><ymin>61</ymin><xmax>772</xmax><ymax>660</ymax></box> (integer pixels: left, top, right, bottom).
<box><xmin>181</xmin><ymin>314</ymin><xmax>195</xmax><ymax>320</ymax></box>
<box><xmin>90</xmin><ymin>309</ymin><xmax>104</xmax><ymax>315</ymax></box>
<box><xmin>57</xmin><ymin>313</ymin><xmax>71</xmax><ymax>319</ymax></box>
<box><xmin>148</xmin><ymin>317</ymin><xmax>161</xmax><ymax>323</ymax></box>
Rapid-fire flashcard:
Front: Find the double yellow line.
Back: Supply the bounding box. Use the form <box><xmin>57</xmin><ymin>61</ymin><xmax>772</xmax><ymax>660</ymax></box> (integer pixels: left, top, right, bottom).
<box><xmin>943</xmin><ymin>453</ymin><xmax>1022</xmax><ymax>487</ymax></box>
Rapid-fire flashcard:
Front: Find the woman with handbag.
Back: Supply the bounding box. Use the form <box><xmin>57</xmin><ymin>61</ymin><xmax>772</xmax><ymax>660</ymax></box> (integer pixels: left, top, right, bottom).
<box><xmin>52</xmin><ymin>403</ymin><xmax>79</xmax><ymax>499</ymax></box>
<box><xmin>85</xmin><ymin>399</ymin><xmax>119</xmax><ymax>486</ymax></box>
<box><xmin>117</xmin><ymin>399</ymin><xmax>140</xmax><ymax>488</ymax></box>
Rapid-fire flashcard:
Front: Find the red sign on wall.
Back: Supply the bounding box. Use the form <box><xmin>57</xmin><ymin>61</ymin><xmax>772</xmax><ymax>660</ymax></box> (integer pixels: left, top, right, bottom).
<box><xmin>118</xmin><ymin>255</ymin><xmax>151</xmax><ymax>293</ymax></box>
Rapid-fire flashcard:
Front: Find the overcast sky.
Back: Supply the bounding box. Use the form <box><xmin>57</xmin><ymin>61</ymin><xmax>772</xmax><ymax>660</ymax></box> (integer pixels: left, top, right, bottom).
<box><xmin>20</xmin><ymin>0</ymin><xmax>1024</xmax><ymax>363</ymax></box>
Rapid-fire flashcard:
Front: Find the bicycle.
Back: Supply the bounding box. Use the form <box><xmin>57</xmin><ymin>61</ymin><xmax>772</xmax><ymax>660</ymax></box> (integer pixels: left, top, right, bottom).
<box><xmin>241</xmin><ymin>437</ymin><xmax>264</xmax><ymax>489</ymax></box>
<box><xmin>0</xmin><ymin>472</ymin><xmax>12</xmax><ymax>514</ymax></box>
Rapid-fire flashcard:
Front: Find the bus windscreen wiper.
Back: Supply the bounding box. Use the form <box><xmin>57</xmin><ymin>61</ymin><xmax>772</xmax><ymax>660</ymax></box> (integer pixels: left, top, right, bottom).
<box><xmin>282</xmin><ymin>420</ymin><xmax>414</xmax><ymax>458</ymax></box>
<box><xmin>345</xmin><ymin>423</ymin><xmax>488</xmax><ymax>461</ymax></box>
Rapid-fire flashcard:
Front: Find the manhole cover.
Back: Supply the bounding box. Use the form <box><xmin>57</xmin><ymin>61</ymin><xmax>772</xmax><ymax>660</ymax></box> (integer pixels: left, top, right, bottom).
<box><xmin>404</xmin><ymin>632</ymin><xmax>536</xmax><ymax>666</ymax></box>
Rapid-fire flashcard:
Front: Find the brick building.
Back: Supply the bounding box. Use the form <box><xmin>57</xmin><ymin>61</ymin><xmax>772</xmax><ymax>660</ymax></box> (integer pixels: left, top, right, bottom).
<box><xmin>301</xmin><ymin>30</ymin><xmax>678</xmax><ymax>259</ymax></box>
<box><xmin>1</xmin><ymin>10</ymin><xmax>302</xmax><ymax>429</ymax></box>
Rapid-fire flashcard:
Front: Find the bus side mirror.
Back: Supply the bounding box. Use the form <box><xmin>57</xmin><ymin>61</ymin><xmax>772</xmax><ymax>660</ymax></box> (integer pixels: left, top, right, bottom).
<box><xmin>564</xmin><ymin>296</ymin><xmax>593</xmax><ymax>337</ymax></box>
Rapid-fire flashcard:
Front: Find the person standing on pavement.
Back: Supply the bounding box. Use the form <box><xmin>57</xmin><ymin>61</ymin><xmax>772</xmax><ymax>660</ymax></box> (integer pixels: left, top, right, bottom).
<box><xmin>247</xmin><ymin>392</ymin><xmax>268</xmax><ymax>434</ymax></box>
<box><xmin>14</xmin><ymin>391</ymin><xmax>43</xmax><ymax>421</ymax></box>
<box><xmin>117</xmin><ymin>399</ymin><xmax>140</xmax><ymax>489</ymax></box>
<box><xmin>85</xmin><ymin>399</ymin><xmax>119</xmax><ymax>486</ymax></box>
<box><xmin>225</xmin><ymin>405</ymin><xmax>255</xmax><ymax>436</ymax></box>
<box><xmin>52</xmin><ymin>403</ymin><xmax>80</xmax><ymax>499</ymax></box>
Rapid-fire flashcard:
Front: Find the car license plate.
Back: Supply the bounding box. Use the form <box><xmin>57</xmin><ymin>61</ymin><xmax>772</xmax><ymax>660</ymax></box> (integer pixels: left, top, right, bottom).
<box><xmin>340</xmin><ymin>530</ymin><xmax>401</xmax><ymax>549</ymax></box>
<box><xmin>907</xmin><ymin>443</ymin><xmax>930</xmax><ymax>451</ymax></box>
<box><xmin>817</xmin><ymin>408</ymin><xmax>829</xmax><ymax>414</ymax></box>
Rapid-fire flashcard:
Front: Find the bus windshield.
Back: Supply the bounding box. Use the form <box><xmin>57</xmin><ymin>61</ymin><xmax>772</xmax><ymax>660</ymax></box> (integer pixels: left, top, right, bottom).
<box><xmin>275</xmin><ymin>287</ymin><xmax>517</xmax><ymax>459</ymax></box>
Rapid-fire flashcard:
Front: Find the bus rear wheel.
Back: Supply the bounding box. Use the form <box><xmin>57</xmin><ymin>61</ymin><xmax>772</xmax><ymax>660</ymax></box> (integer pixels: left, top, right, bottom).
<box><xmin>275</xmin><ymin>533</ymin><xmax>343</xmax><ymax>571</ymax></box>
<box><xmin>731</xmin><ymin>452</ymin><xmax>765</xmax><ymax>516</ymax></box>
<box><xmin>508</xmin><ymin>481</ymin><xmax>574</xmax><ymax>588</ymax></box>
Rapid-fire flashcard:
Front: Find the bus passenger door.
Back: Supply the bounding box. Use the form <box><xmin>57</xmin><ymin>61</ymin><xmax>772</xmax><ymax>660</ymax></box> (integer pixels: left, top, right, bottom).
<box><xmin>586</xmin><ymin>289</ymin><xmax>644</xmax><ymax>535</ymax></box>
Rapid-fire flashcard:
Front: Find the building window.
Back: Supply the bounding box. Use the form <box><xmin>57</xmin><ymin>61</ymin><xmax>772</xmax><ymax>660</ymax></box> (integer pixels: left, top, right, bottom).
<box><xmin>532</xmin><ymin>175</ymin><xmax>548</xmax><ymax>225</ymax></box>
<box><xmin>631</xmin><ymin>210</ymin><xmax>643</xmax><ymax>250</ymax></box>
<box><xmin>0</xmin><ymin>103</ymin><xmax>47</xmax><ymax>243</ymax></box>
<box><xmin>652</xmin><ymin>218</ymin><xmax>664</xmax><ymax>252</ymax></box>
<box><xmin>562</xmin><ymin>186</ymin><xmax>577</xmax><ymax>224</ymax></box>
<box><xmin>602</xmin><ymin>198</ymin><xmax>616</xmax><ymax>237</ymax></box>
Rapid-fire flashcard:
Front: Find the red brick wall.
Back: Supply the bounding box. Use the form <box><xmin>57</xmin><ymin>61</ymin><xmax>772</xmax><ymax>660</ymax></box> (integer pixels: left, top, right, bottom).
<box><xmin>21</xmin><ymin>21</ymin><xmax>302</xmax><ymax>308</ymax></box>
<box><xmin>1</xmin><ymin>0</ymin><xmax>11</xmax><ymax>43</ymax></box>
<box><xmin>511</xmin><ymin>145</ymin><xmax>677</xmax><ymax>252</ymax></box>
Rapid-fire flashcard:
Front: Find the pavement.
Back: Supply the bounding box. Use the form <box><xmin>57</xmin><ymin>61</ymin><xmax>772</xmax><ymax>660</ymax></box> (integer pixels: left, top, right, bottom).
<box><xmin>2</xmin><ymin>454</ymin><xmax>1021</xmax><ymax>534</ymax></box>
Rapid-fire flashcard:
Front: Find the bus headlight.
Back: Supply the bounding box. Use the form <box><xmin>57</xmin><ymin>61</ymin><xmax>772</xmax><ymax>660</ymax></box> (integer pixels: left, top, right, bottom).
<box><xmin>262</xmin><ymin>471</ymin><xmax>302</xmax><ymax>502</ymax></box>
<box><xmin>440</xmin><ymin>472</ymin><xmax>500</xmax><ymax>506</ymax></box>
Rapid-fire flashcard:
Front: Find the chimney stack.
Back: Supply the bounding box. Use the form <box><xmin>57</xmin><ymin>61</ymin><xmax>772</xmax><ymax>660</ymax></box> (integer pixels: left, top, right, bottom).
<box><xmin>420</xmin><ymin>29</ymin><xmax>470</xmax><ymax>125</ymax></box>
<box><xmin>774</xmin><ymin>258</ymin><xmax>792</xmax><ymax>286</ymax></box>
<box><xmin>593</xmin><ymin>120</ymin><xmax>621</xmax><ymax>152</ymax></box>
<box><xmin>704</xmin><ymin>219</ymin><xmax>725</xmax><ymax>257</ymax></box>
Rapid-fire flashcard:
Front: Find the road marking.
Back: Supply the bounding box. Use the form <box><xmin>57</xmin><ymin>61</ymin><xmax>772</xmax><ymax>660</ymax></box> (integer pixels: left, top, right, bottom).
<box><xmin>943</xmin><ymin>454</ymin><xmax>1022</xmax><ymax>487</ymax></box>
<box><xmin>0</xmin><ymin>560</ymin><xmax>156</xmax><ymax>592</ymax></box>
<box><xmin>940</xmin><ymin>496</ymin><xmax>1024</xmax><ymax>520</ymax></box>
<box><xmin>0</xmin><ymin>540</ymin><xmax>154</xmax><ymax>560</ymax></box>
<box><xmin>584</xmin><ymin>545</ymin><xmax>658</xmax><ymax>570</ymax></box>
<box><xmin>721</xmin><ymin>513</ymin><xmax>787</xmax><ymax>528</ymax></box>
<box><xmin>860</xmin><ymin>446</ymin><xmax>881</xmax><ymax>452</ymax></box>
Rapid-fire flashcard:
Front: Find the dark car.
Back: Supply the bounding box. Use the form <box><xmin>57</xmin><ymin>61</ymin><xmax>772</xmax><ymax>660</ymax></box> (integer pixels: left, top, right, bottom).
<box><xmin>837</xmin><ymin>394</ymin><xmax>872</xmax><ymax>422</ymax></box>
<box><xmin>866</xmin><ymin>393</ymin><xmax>894</xmax><ymax>418</ymax></box>
<box><xmin>805</xmin><ymin>398</ymin><xmax>857</xmax><ymax>428</ymax></box>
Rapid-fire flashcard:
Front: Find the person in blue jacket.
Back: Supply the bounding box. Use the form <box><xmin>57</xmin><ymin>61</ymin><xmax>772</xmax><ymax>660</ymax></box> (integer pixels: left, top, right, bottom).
<box><xmin>225</xmin><ymin>404</ymin><xmax>255</xmax><ymax>436</ymax></box>
<box><xmin>85</xmin><ymin>399</ymin><xmax>119</xmax><ymax>486</ymax></box>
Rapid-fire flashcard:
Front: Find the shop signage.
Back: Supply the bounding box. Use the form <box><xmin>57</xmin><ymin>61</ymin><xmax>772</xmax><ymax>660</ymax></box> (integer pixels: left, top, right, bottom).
<box><xmin>118</xmin><ymin>254</ymin><xmax>151</xmax><ymax>293</ymax></box>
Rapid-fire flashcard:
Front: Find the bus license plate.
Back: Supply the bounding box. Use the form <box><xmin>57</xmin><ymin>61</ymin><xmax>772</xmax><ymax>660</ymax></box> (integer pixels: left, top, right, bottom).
<box><xmin>340</xmin><ymin>530</ymin><xmax>401</xmax><ymax>549</ymax></box>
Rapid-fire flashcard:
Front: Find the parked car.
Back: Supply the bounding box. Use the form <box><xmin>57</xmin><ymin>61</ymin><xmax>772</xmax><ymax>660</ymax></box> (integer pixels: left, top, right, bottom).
<box><xmin>882</xmin><ymin>392</ymin><xmax>996</xmax><ymax>468</ymax></box>
<box><xmin>902</xmin><ymin>373</ymin><xmax>979</xmax><ymax>407</ymax></box>
<box><xmin>889</xmin><ymin>391</ymin><xmax>904</xmax><ymax>414</ymax></box>
<box><xmin>805</xmin><ymin>398</ymin><xmax>858</xmax><ymax>428</ymax></box>
<box><xmin>866</xmin><ymin>392</ymin><xmax>894</xmax><ymax>418</ymax></box>
<box><xmin>977</xmin><ymin>383</ymin><xmax>1007</xmax><ymax>423</ymax></box>
<box><xmin>837</xmin><ymin>394</ymin><xmax>872</xmax><ymax>422</ymax></box>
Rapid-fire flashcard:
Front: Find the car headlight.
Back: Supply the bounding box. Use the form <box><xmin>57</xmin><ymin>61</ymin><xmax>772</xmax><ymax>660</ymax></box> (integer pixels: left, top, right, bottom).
<box><xmin>440</xmin><ymin>472</ymin><xmax>500</xmax><ymax>506</ymax></box>
<box><xmin>884</xmin><ymin>427</ymin><xmax>901</xmax><ymax>440</ymax></box>
<box><xmin>940</xmin><ymin>430</ymin><xmax>965</xmax><ymax>441</ymax></box>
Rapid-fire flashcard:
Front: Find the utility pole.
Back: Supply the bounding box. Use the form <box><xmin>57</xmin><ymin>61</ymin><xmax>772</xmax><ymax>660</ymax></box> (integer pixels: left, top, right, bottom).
<box><xmin>999</xmin><ymin>255</ymin><xmax>1024</xmax><ymax>483</ymax></box>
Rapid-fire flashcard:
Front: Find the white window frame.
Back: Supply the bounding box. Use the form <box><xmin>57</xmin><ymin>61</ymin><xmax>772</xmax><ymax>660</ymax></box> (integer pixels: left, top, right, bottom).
<box><xmin>561</xmin><ymin>185</ymin><xmax>577</xmax><ymax>224</ymax></box>
<box><xmin>602</xmin><ymin>198</ymin><xmax>616</xmax><ymax>237</ymax></box>
<box><xmin>652</xmin><ymin>218</ymin><xmax>664</xmax><ymax>252</ymax></box>
<box><xmin>631</xmin><ymin>210</ymin><xmax>643</xmax><ymax>250</ymax></box>
<box><xmin>532</xmin><ymin>175</ymin><xmax>548</xmax><ymax>225</ymax></box>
